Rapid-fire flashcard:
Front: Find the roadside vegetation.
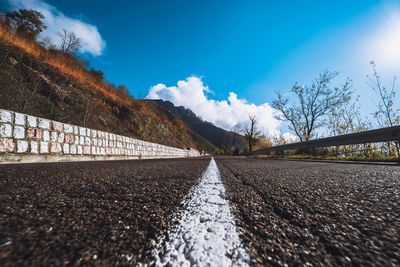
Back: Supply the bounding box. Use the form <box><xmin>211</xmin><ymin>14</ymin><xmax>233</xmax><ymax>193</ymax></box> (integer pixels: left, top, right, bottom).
<box><xmin>244</xmin><ymin>65</ymin><xmax>399</xmax><ymax>160</ymax></box>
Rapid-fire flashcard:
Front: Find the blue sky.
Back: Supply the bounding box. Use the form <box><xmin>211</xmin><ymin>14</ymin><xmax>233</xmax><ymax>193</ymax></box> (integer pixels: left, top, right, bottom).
<box><xmin>5</xmin><ymin>0</ymin><xmax>400</xmax><ymax>136</ymax></box>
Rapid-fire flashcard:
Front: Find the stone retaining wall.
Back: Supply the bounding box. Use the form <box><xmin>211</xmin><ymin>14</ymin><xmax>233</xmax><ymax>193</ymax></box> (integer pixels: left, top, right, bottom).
<box><xmin>0</xmin><ymin>109</ymin><xmax>200</xmax><ymax>163</ymax></box>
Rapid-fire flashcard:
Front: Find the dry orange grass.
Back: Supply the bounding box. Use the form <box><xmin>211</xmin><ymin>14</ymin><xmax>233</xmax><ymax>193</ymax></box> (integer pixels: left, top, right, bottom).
<box><xmin>0</xmin><ymin>24</ymin><xmax>190</xmax><ymax>132</ymax></box>
<box><xmin>0</xmin><ymin>23</ymin><xmax>129</xmax><ymax>104</ymax></box>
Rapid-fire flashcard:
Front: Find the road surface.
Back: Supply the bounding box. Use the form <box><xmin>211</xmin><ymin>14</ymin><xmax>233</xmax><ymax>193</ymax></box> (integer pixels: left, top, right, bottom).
<box><xmin>0</xmin><ymin>157</ymin><xmax>399</xmax><ymax>266</ymax></box>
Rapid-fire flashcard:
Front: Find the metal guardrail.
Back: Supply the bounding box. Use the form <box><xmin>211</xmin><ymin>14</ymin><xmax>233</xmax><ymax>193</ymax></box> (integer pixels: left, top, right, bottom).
<box><xmin>254</xmin><ymin>125</ymin><xmax>400</xmax><ymax>155</ymax></box>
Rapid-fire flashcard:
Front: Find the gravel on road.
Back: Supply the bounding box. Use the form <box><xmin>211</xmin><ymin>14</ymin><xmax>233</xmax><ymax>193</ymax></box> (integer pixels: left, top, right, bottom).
<box><xmin>0</xmin><ymin>158</ymin><xmax>210</xmax><ymax>266</ymax></box>
<box><xmin>216</xmin><ymin>157</ymin><xmax>400</xmax><ymax>266</ymax></box>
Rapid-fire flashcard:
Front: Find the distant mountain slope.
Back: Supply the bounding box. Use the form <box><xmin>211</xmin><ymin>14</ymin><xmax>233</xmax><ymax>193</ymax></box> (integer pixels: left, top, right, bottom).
<box><xmin>144</xmin><ymin>100</ymin><xmax>247</xmax><ymax>151</ymax></box>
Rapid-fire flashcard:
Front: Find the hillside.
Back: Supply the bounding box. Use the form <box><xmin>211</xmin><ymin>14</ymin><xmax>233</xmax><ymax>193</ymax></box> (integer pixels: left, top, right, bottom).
<box><xmin>0</xmin><ymin>28</ymin><xmax>213</xmax><ymax>151</ymax></box>
<box><xmin>145</xmin><ymin>100</ymin><xmax>247</xmax><ymax>152</ymax></box>
<box><xmin>0</xmin><ymin>23</ymin><xmax>244</xmax><ymax>153</ymax></box>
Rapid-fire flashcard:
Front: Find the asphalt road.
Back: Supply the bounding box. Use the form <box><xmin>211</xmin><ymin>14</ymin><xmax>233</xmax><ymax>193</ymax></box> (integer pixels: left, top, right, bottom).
<box><xmin>1</xmin><ymin>157</ymin><xmax>399</xmax><ymax>266</ymax></box>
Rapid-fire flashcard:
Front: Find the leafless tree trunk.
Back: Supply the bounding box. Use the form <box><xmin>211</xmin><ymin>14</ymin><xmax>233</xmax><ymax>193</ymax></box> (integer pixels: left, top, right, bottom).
<box><xmin>244</xmin><ymin>115</ymin><xmax>261</xmax><ymax>153</ymax></box>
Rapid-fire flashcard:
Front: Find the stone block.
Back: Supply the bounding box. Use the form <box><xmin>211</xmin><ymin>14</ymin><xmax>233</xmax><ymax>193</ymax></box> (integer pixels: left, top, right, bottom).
<box><xmin>92</xmin><ymin>138</ymin><xmax>98</xmax><ymax>146</ymax></box>
<box><xmin>77</xmin><ymin>146</ymin><xmax>83</xmax><ymax>154</ymax></box>
<box><xmin>74</xmin><ymin>135</ymin><xmax>79</xmax><ymax>145</ymax></box>
<box><xmin>13</xmin><ymin>126</ymin><xmax>25</xmax><ymax>139</ymax></box>
<box><xmin>83</xmin><ymin>146</ymin><xmax>91</xmax><ymax>155</ymax></box>
<box><xmin>27</xmin><ymin>128</ymin><xmax>42</xmax><ymax>139</ymax></box>
<box><xmin>64</xmin><ymin>124</ymin><xmax>73</xmax><ymax>133</ymax></box>
<box><xmin>91</xmin><ymin>130</ymin><xmax>97</xmax><ymax>138</ymax></box>
<box><xmin>57</xmin><ymin>132</ymin><xmax>64</xmax><ymax>143</ymax></box>
<box><xmin>0</xmin><ymin>138</ymin><xmax>14</xmax><ymax>153</ymax></box>
<box><xmin>50</xmin><ymin>142</ymin><xmax>62</xmax><ymax>153</ymax></box>
<box><xmin>0</xmin><ymin>110</ymin><xmax>12</xmax><ymax>123</ymax></box>
<box><xmin>43</xmin><ymin>131</ymin><xmax>50</xmax><ymax>142</ymax></box>
<box><xmin>14</xmin><ymin>113</ymin><xmax>26</xmax><ymax>126</ymax></box>
<box><xmin>74</xmin><ymin>126</ymin><xmax>79</xmax><ymax>135</ymax></box>
<box><xmin>38</xmin><ymin>118</ymin><xmax>51</xmax><ymax>129</ymax></box>
<box><xmin>65</xmin><ymin>134</ymin><xmax>74</xmax><ymax>144</ymax></box>
<box><xmin>27</xmin><ymin>115</ymin><xmax>37</xmax><ymax>127</ymax></box>
<box><xmin>30</xmin><ymin>141</ymin><xmax>38</xmax><ymax>153</ymax></box>
<box><xmin>51</xmin><ymin>131</ymin><xmax>58</xmax><ymax>142</ymax></box>
<box><xmin>91</xmin><ymin>146</ymin><xmax>96</xmax><ymax>155</ymax></box>
<box><xmin>86</xmin><ymin>128</ymin><xmax>91</xmax><ymax>136</ymax></box>
<box><xmin>79</xmin><ymin>136</ymin><xmax>84</xmax><ymax>145</ymax></box>
<box><xmin>40</xmin><ymin>142</ymin><xmax>49</xmax><ymax>153</ymax></box>
<box><xmin>0</xmin><ymin>124</ymin><xmax>13</xmax><ymax>137</ymax></box>
<box><xmin>98</xmin><ymin>139</ymin><xmax>103</xmax><ymax>147</ymax></box>
<box><xmin>17</xmin><ymin>140</ymin><xmax>28</xmax><ymax>153</ymax></box>
<box><xmin>52</xmin><ymin>121</ymin><xmax>63</xmax><ymax>132</ymax></box>
<box><xmin>84</xmin><ymin>137</ymin><xmax>91</xmax><ymax>146</ymax></box>
<box><xmin>79</xmin><ymin>127</ymin><xmax>86</xmax><ymax>136</ymax></box>
<box><xmin>63</xmin><ymin>143</ymin><xmax>70</xmax><ymax>154</ymax></box>
<box><xmin>70</xmin><ymin>145</ymin><xmax>76</xmax><ymax>154</ymax></box>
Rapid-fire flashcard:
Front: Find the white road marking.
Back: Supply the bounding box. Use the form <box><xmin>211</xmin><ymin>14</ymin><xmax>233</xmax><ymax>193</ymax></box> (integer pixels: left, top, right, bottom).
<box><xmin>154</xmin><ymin>158</ymin><xmax>250</xmax><ymax>266</ymax></box>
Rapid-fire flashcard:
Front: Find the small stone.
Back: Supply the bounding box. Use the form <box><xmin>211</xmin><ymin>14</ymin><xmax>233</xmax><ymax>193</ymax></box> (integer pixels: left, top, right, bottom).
<box><xmin>40</xmin><ymin>142</ymin><xmax>49</xmax><ymax>153</ymax></box>
<box><xmin>27</xmin><ymin>116</ymin><xmax>37</xmax><ymax>127</ymax></box>
<box><xmin>79</xmin><ymin>127</ymin><xmax>86</xmax><ymax>136</ymax></box>
<box><xmin>51</xmin><ymin>132</ymin><xmax>58</xmax><ymax>142</ymax></box>
<box><xmin>30</xmin><ymin>141</ymin><xmax>38</xmax><ymax>153</ymax></box>
<box><xmin>13</xmin><ymin>126</ymin><xmax>25</xmax><ymax>139</ymax></box>
<box><xmin>14</xmin><ymin>113</ymin><xmax>26</xmax><ymax>126</ymax></box>
<box><xmin>58</xmin><ymin>132</ymin><xmax>65</xmax><ymax>143</ymax></box>
<box><xmin>65</xmin><ymin>134</ymin><xmax>74</xmax><ymax>144</ymax></box>
<box><xmin>84</xmin><ymin>137</ymin><xmax>91</xmax><ymax>146</ymax></box>
<box><xmin>43</xmin><ymin>131</ymin><xmax>50</xmax><ymax>142</ymax></box>
<box><xmin>83</xmin><ymin>146</ymin><xmax>91</xmax><ymax>155</ymax></box>
<box><xmin>17</xmin><ymin>140</ymin><xmax>28</xmax><ymax>153</ymax></box>
<box><xmin>64</xmin><ymin>124</ymin><xmax>73</xmax><ymax>133</ymax></box>
<box><xmin>70</xmin><ymin>145</ymin><xmax>77</xmax><ymax>154</ymax></box>
<box><xmin>38</xmin><ymin>118</ymin><xmax>51</xmax><ymax>129</ymax></box>
<box><xmin>52</xmin><ymin>121</ymin><xmax>63</xmax><ymax>132</ymax></box>
<box><xmin>0</xmin><ymin>124</ymin><xmax>13</xmax><ymax>137</ymax></box>
<box><xmin>0</xmin><ymin>110</ymin><xmax>12</xmax><ymax>123</ymax></box>
<box><xmin>50</xmin><ymin>143</ymin><xmax>62</xmax><ymax>153</ymax></box>
<box><xmin>0</xmin><ymin>138</ymin><xmax>15</xmax><ymax>152</ymax></box>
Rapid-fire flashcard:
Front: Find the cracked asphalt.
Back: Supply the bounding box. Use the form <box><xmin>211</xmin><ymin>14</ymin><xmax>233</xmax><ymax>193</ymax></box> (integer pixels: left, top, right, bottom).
<box><xmin>1</xmin><ymin>156</ymin><xmax>399</xmax><ymax>266</ymax></box>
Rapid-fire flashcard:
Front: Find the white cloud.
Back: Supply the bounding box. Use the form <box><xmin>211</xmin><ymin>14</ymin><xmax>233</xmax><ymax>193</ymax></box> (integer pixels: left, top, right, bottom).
<box><xmin>8</xmin><ymin>0</ymin><xmax>105</xmax><ymax>56</ymax></box>
<box><xmin>146</xmin><ymin>76</ymin><xmax>284</xmax><ymax>137</ymax></box>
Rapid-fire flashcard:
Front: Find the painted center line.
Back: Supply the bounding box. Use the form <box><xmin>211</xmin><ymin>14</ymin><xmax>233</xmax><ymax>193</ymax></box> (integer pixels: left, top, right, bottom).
<box><xmin>155</xmin><ymin>158</ymin><xmax>249</xmax><ymax>266</ymax></box>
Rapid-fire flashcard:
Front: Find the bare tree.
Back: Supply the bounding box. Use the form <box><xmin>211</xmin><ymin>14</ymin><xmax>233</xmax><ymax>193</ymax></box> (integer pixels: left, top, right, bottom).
<box><xmin>328</xmin><ymin>95</ymin><xmax>369</xmax><ymax>136</ymax></box>
<box><xmin>56</xmin><ymin>29</ymin><xmax>81</xmax><ymax>54</ymax></box>
<box><xmin>272</xmin><ymin>70</ymin><xmax>353</xmax><ymax>141</ymax></box>
<box><xmin>39</xmin><ymin>36</ymin><xmax>56</xmax><ymax>50</ymax></box>
<box><xmin>368</xmin><ymin>61</ymin><xmax>400</xmax><ymax>155</ymax></box>
<box><xmin>244</xmin><ymin>115</ymin><xmax>262</xmax><ymax>153</ymax></box>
